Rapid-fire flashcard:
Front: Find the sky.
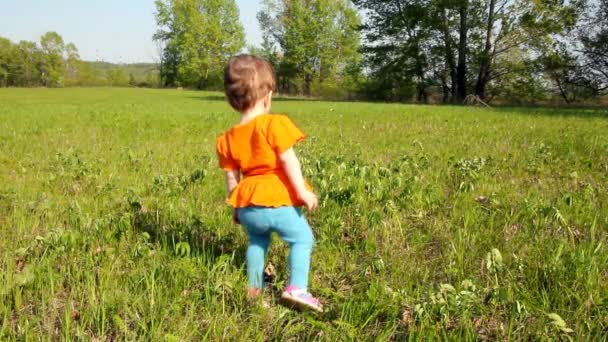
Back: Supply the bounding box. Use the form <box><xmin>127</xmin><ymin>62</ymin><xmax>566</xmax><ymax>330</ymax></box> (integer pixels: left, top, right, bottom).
<box><xmin>0</xmin><ymin>0</ymin><xmax>263</xmax><ymax>63</ymax></box>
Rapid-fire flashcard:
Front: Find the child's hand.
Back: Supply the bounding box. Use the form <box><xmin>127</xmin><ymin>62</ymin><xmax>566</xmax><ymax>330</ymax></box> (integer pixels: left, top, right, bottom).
<box><xmin>299</xmin><ymin>190</ymin><xmax>319</xmax><ymax>211</ymax></box>
<box><xmin>232</xmin><ymin>208</ymin><xmax>240</xmax><ymax>224</ymax></box>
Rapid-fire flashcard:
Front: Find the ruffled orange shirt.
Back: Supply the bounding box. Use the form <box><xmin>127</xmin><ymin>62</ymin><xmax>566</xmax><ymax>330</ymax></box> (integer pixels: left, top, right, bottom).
<box><xmin>216</xmin><ymin>114</ymin><xmax>311</xmax><ymax>208</ymax></box>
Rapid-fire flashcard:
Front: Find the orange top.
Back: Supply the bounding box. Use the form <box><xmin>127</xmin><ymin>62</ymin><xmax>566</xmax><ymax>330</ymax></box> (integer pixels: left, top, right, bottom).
<box><xmin>216</xmin><ymin>114</ymin><xmax>311</xmax><ymax>208</ymax></box>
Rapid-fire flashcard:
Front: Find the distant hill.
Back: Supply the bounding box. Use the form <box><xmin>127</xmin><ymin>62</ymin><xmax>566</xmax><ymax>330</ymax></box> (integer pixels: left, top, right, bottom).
<box><xmin>84</xmin><ymin>61</ymin><xmax>158</xmax><ymax>80</ymax></box>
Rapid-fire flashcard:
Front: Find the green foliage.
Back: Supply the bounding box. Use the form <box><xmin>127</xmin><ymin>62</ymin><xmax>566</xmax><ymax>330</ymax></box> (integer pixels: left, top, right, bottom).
<box><xmin>0</xmin><ymin>33</ymin><xmax>162</xmax><ymax>89</ymax></box>
<box><xmin>154</xmin><ymin>0</ymin><xmax>245</xmax><ymax>89</ymax></box>
<box><xmin>0</xmin><ymin>33</ymin><xmax>71</xmax><ymax>87</ymax></box>
<box><xmin>535</xmin><ymin>0</ymin><xmax>607</xmax><ymax>103</ymax></box>
<box><xmin>257</xmin><ymin>0</ymin><xmax>362</xmax><ymax>97</ymax></box>
<box><xmin>39</xmin><ymin>32</ymin><xmax>65</xmax><ymax>87</ymax></box>
<box><xmin>353</xmin><ymin>0</ymin><xmax>586</xmax><ymax>103</ymax></box>
<box><xmin>490</xmin><ymin>47</ymin><xmax>549</xmax><ymax>103</ymax></box>
<box><xmin>0</xmin><ymin>88</ymin><xmax>607</xmax><ymax>339</ymax></box>
<box><xmin>75</xmin><ymin>62</ymin><xmax>161</xmax><ymax>88</ymax></box>
<box><xmin>0</xmin><ymin>37</ymin><xmax>11</xmax><ymax>87</ymax></box>
<box><xmin>106</xmin><ymin>69</ymin><xmax>130</xmax><ymax>87</ymax></box>
<box><xmin>354</xmin><ymin>0</ymin><xmax>435</xmax><ymax>102</ymax></box>
<box><xmin>537</xmin><ymin>45</ymin><xmax>594</xmax><ymax>104</ymax></box>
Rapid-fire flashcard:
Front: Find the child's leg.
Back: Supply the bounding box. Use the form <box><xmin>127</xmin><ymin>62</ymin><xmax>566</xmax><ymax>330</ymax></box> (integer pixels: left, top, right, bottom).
<box><xmin>270</xmin><ymin>207</ymin><xmax>314</xmax><ymax>289</ymax></box>
<box><xmin>237</xmin><ymin>207</ymin><xmax>272</xmax><ymax>290</ymax></box>
<box><xmin>245</xmin><ymin>231</ymin><xmax>271</xmax><ymax>289</ymax></box>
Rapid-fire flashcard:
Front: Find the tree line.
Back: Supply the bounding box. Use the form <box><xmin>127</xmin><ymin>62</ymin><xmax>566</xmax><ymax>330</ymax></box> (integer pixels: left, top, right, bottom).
<box><xmin>1</xmin><ymin>0</ymin><xmax>606</xmax><ymax>104</ymax></box>
<box><xmin>353</xmin><ymin>0</ymin><xmax>607</xmax><ymax>103</ymax></box>
<box><xmin>0</xmin><ymin>32</ymin><xmax>160</xmax><ymax>88</ymax></box>
<box><xmin>153</xmin><ymin>0</ymin><xmax>362</xmax><ymax>98</ymax></box>
<box><xmin>153</xmin><ymin>0</ymin><xmax>606</xmax><ymax>104</ymax></box>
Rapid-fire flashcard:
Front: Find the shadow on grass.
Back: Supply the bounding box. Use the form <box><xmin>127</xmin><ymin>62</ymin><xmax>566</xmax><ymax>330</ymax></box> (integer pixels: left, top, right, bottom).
<box><xmin>187</xmin><ymin>95</ymin><xmax>323</xmax><ymax>102</ymax></box>
<box><xmin>130</xmin><ymin>202</ymin><xmax>246</xmax><ymax>265</ymax></box>
<box><xmin>187</xmin><ymin>94</ymin><xmax>608</xmax><ymax>118</ymax></box>
<box><xmin>490</xmin><ymin>105</ymin><xmax>608</xmax><ymax>119</ymax></box>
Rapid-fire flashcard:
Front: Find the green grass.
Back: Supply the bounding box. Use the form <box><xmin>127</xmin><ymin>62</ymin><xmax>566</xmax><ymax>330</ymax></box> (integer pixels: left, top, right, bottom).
<box><xmin>1</xmin><ymin>87</ymin><xmax>607</xmax><ymax>340</ymax></box>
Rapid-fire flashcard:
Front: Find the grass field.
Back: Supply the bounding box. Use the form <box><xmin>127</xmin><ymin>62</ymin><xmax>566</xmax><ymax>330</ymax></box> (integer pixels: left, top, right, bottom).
<box><xmin>1</xmin><ymin>87</ymin><xmax>607</xmax><ymax>340</ymax></box>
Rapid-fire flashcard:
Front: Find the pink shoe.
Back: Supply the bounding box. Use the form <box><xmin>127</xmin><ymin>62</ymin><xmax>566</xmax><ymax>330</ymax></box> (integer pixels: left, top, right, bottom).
<box><xmin>280</xmin><ymin>286</ymin><xmax>324</xmax><ymax>312</ymax></box>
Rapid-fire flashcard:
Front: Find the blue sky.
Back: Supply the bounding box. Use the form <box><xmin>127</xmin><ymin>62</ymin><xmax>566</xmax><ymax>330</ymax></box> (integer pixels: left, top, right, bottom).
<box><xmin>0</xmin><ymin>0</ymin><xmax>262</xmax><ymax>63</ymax></box>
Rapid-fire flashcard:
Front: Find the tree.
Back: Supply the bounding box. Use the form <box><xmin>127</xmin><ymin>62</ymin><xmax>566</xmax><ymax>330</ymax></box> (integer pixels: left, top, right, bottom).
<box><xmin>107</xmin><ymin>68</ymin><xmax>129</xmax><ymax>86</ymax></box>
<box><xmin>354</xmin><ymin>0</ymin><xmax>583</xmax><ymax>103</ymax></box>
<box><xmin>577</xmin><ymin>0</ymin><xmax>608</xmax><ymax>94</ymax></box>
<box><xmin>432</xmin><ymin>0</ymin><xmax>459</xmax><ymax>102</ymax></box>
<box><xmin>258</xmin><ymin>0</ymin><xmax>361</xmax><ymax>97</ymax></box>
<box><xmin>255</xmin><ymin>0</ymin><xmax>282</xmax><ymax>67</ymax></box>
<box><xmin>537</xmin><ymin>0</ymin><xmax>607</xmax><ymax>102</ymax></box>
<box><xmin>63</xmin><ymin>42</ymin><xmax>81</xmax><ymax>86</ymax></box>
<box><xmin>129</xmin><ymin>73</ymin><xmax>137</xmax><ymax>87</ymax></box>
<box><xmin>540</xmin><ymin>46</ymin><xmax>586</xmax><ymax>103</ymax></box>
<box><xmin>12</xmin><ymin>40</ymin><xmax>43</xmax><ymax>87</ymax></box>
<box><xmin>72</xmin><ymin>61</ymin><xmax>104</xmax><ymax>86</ymax></box>
<box><xmin>354</xmin><ymin>0</ymin><xmax>439</xmax><ymax>102</ymax></box>
<box><xmin>153</xmin><ymin>0</ymin><xmax>245</xmax><ymax>88</ymax></box>
<box><xmin>144</xmin><ymin>70</ymin><xmax>161</xmax><ymax>88</ymax></box>
<box><xmin>39</xmin><ymin>32</ymin><xmax>65</xmax><ymax>87</ymax></box>
<box><xmin>456</xmin><ymin>0</ymin><xmax>469</xmax><ymax>101</ymax></box>
<box><xmin>472</xmin><ymin>0</ymin><xmax>582</xmax><ymax>99</ymax></box>
<box><xmin>0</xmin><ymin>37</ymin><xmax>12</xmax><ymax>87</ymax></box>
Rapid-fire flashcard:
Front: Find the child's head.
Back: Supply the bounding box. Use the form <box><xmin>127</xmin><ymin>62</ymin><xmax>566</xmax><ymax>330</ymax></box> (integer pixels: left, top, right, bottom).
<box><xmin>224</xmin><ymin>54</ymin><xmax>275</xmax><ymax>113</ymax></box>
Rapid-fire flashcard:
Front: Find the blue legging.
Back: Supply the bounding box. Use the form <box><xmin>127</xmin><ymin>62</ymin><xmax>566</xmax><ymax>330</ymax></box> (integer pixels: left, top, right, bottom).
<box><xmin>237</xmin><ymin>206</ymin><xmax>314</xmax><ymax>289</ymax></box>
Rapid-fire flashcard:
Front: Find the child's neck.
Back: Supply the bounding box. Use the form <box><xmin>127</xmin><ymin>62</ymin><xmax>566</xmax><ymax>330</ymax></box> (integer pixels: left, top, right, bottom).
<box><xmin>239</xmin><ymin>103</ymin><xmax>268</xmax><ymax>125</ymax></box>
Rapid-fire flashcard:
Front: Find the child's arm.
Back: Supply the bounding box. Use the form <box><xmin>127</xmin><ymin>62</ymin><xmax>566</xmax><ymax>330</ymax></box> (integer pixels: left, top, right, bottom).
<box><xmin>280</xmin><ymin>148</ymin><xmax>318</xmax><ymax>211</ymax></box>
<box><xmin>224</xmin><ymin>169</ymin><xmax>241</xmax><ymax>224</ymax></box>
<box><xmin>224</xmin><ymin>169</ymin><xmax>240</xmax><ymax>194</ymax></box>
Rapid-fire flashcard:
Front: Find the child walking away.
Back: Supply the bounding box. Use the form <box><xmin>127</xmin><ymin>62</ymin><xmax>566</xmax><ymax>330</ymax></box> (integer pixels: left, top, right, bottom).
<box><xmin>216</xmin><ymin>54</ymin><xmax>323</xmax><ymax>312</ymax></box>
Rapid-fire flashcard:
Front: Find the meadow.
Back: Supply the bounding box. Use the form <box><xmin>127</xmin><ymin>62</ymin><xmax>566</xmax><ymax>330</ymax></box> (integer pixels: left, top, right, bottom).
<box><xmin>0</xmin><ymin>87</ymin><xmax>607</xmax><ymax>340</ymax></box>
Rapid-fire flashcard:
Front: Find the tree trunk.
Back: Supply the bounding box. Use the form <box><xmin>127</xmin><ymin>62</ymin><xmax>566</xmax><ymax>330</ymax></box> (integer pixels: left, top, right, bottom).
<box><xmin>416</xmin><ymin>64</ymin><xmax>428</xmax><ymax>103</ymax></box>
<box><xmin>441</xmin><ymin>71</ymin><xmax>450</xmax><ymax>103</ymax></box>
<box><xmin>456</xmin><ymin>0</ymin><xmax>469</xmax><ymax>102</ymax></box>
<box><xmin>555</xmin><ymin>76</ymin><xmax>571</xmax><ymax>104</ymax></box>
<box><xmin>281</xmin><ymin>75</ymin><xmax>288</xmax><ymax>95</ymax></box>
<box><xmin>198</xmin><ymin>68</ymin><xmax>209</xmax><ymax>90</ymax></box>
<box><xmin>475</xmin><ymin>0</ymin><xmax>496</xmax><ymax>99</ymax></box>
<box><xmin>441</xmin><ymin>9</ymin><xmax>457</xmax><ymax>103</ymax></box>
<box><xmin>303</xmin><ymin>73</ymin><xmax>312</xmax><ymax>97</ymax></box>
<box><xmin>417</xmin><ymin>83</ymin><xmax>428</xmax><ymax>103</ymax></box>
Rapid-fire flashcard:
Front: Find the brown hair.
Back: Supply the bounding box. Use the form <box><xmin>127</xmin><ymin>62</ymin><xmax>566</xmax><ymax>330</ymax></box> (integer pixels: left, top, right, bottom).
<box><xmin>224</xmin><ymin>54</ymin><xmax>275</xmax><ymax>112</ymax></box>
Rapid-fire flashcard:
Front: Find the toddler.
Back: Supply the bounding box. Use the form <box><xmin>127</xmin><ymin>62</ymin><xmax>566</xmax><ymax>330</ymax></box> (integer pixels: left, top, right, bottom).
<box><xmin>216</xmin><ymin>54</ymin><xmax>322</xmax><ymax>312</ymax></box>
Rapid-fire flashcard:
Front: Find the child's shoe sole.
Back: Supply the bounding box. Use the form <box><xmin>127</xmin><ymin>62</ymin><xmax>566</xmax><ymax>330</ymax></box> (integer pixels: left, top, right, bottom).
<box><xmin>280</xmin><ymin>292</ymin><xmax>324</xmax><ymax>312</ymax></box>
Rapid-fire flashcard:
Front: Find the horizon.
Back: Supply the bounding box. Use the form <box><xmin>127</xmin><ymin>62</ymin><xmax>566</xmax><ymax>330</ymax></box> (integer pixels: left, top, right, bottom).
<box><xmin>0</xmin><ymin>0</ymin><xmax>263</xmax><ymax>64</ymax></box>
